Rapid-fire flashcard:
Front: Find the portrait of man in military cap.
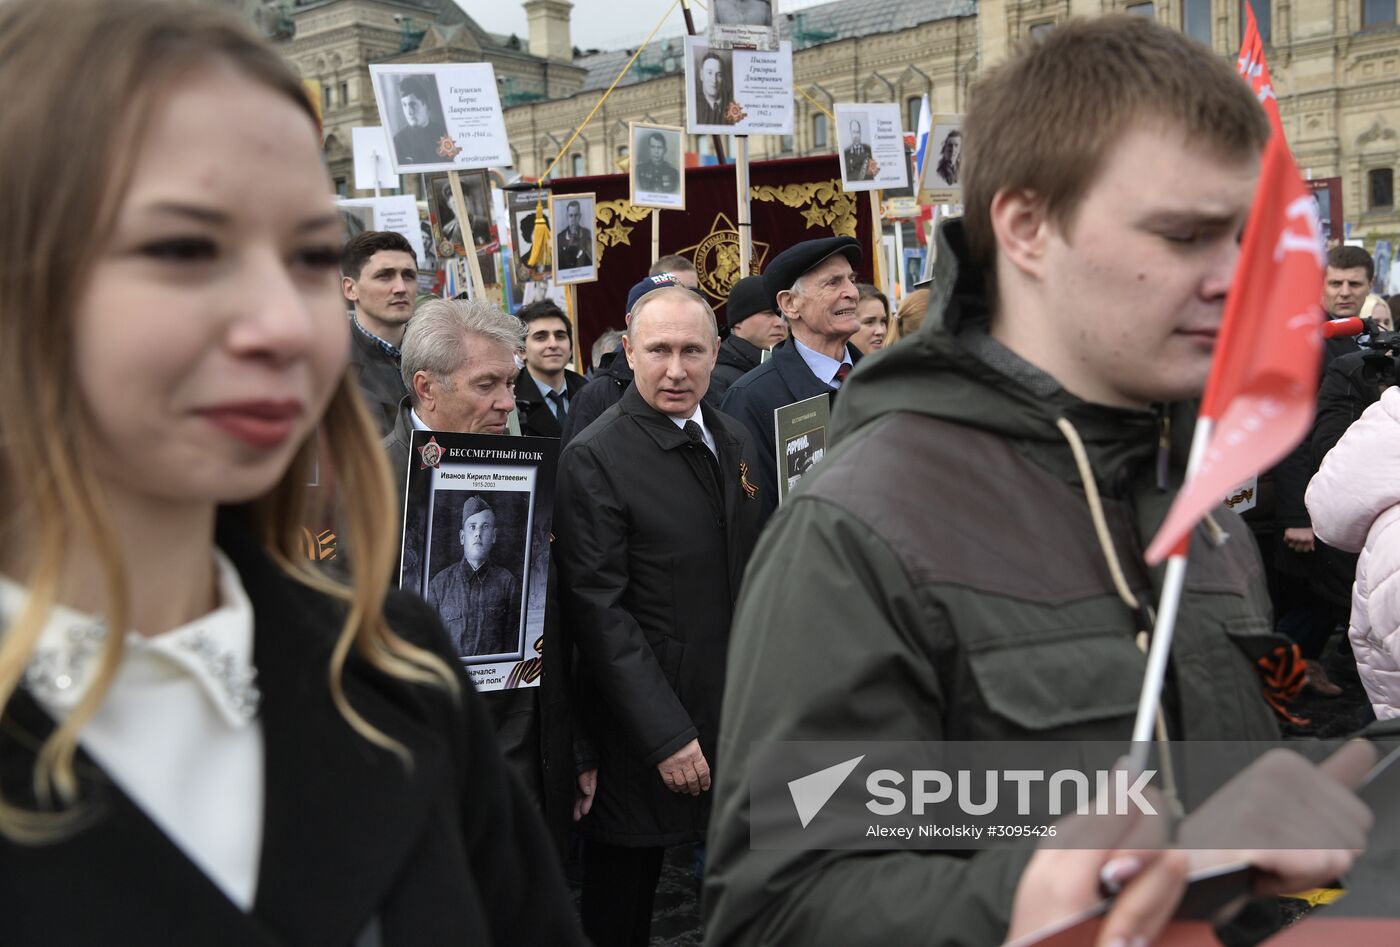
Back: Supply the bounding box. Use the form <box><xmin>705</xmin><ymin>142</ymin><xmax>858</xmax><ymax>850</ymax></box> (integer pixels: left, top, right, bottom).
<box><xmin>551</xmin><ymin>192</ymin><xmax>598</xmax><ymax>284</ymax></box>
<box><xmin>425</xmin><ymin>493</ymin><xmax>524</xmax><ymax>659</ymax></box>
<box><xmin>629</xmin><ymin>122</ymin><xmax>685</xmax><ymax>210</ymax></box>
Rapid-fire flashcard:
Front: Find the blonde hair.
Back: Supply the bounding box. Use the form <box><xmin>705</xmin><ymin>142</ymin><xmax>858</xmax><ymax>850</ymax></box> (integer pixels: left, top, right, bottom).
<box><xmin>889</xmin><ymin>288</ymin><xmax>931</xmax><ymax>344</ymax></box>
<box><xmin>0</xmin><ymin>0</ymin><xmax>456</xmax><ymax>840</ymax></box>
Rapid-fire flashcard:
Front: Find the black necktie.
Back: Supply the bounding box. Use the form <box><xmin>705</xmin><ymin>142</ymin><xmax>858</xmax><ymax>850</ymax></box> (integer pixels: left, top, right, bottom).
<box><xmin>546</xmin><ymin>390</ymin><xmax>568</xmax><ymax>421</ymax></box>
<box><xmin>684</xmin><ymin>420</ymin><xmax>723</xmax><ymax>499</ymax></box>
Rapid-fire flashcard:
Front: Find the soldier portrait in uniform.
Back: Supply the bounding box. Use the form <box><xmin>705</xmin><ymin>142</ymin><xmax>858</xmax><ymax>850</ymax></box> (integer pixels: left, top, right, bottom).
<box><xmin>840</xmin><ymin>115</ymin><xmax>873</xmax><ymax>183</ymax></box>
<box><xmin>629</xmin><ymin>122</ymin><xmax>685</xmax><ymax>210</ymax></box>
<box><xmin>550</xmin><ymin>192</ymin><xmax>598</xmax><ymax>284</ymax></box>
<box><xmin>425</xmin><ymin>493</ymin><xmax>525</xmax><ymax>660</ymax></box>
<box><xmin>933</xmin><ymin>126</ymin><xmax>962</xmax><ymax>186</ymax></box>
<box><xmin>690</xmin><ymin>46</ymin><xmax>735</xmax><ymax>128</ymax></box>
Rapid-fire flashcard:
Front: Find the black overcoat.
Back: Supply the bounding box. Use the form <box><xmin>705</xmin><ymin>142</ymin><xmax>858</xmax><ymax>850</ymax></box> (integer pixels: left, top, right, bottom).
<box><xmin>719</xmin><ymin>338</ymin><xmax>860</xmax><ymax>524</ymax></box>
<box><xmin>554</xmin><ymin>385</ymin><xmax>762</xmax><ymax>846</ymax></box>
<box><xmin>0</xmin><ymin>515</ymin><xmax>586</xmax><ymax>946</ymax></box>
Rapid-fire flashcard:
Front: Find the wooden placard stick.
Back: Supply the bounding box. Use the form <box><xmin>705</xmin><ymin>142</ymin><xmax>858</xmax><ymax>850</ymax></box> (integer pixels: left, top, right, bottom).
<box><xmin>651</xmin><ymin>209</ymin><xmax>661</xmax><ymax>265</ymax></box>
<box><xmin>446</xmin><ymin>170</ymin><xmax>489</xmax><ymax>301</ymax></box>
<box><xmin>564</xmin><ymin>283</ymin><xmax>584</xmax><ymax>375</ymax></box>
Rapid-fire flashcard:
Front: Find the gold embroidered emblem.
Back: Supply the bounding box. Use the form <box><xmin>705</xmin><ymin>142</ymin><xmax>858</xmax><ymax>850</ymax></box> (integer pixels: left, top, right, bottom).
<box><xmin>675</xmin><ymin>213</ymin><xmax>771</xmax><ymax>306</ymax></box>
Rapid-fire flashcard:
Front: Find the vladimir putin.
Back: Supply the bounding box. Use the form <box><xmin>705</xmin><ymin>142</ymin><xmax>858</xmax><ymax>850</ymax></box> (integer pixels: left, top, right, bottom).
<box><xmin>427</xmin><ymin>495</ymin><xmax>522</xmax><ymax>658</ymax></box>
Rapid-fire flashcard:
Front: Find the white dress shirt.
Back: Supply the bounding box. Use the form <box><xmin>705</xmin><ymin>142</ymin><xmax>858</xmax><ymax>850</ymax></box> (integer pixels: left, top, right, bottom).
<box><xmin>792</xmin><ymin>335</ymin><xmax>853</xmax><ymax>388</ymax></box>
<box><xmin>1</xmin><ymin>551</ymin><xmax>264</xmax><ymax>910</ymax></box>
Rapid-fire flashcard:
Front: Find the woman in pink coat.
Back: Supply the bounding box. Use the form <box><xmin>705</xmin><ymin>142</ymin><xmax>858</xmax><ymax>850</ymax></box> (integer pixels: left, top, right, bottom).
<box><xmin>1308</xmin><ymin>386</ymin><xmax>1400</xmax><ymax>718</ymax></box>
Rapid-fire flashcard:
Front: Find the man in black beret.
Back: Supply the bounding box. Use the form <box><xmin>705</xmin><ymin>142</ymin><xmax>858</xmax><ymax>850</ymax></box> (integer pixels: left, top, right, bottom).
<box><xmin>707</xmin><ymin>275</ymin><xmax>788</xmax><ymax>402</ymax></box>
<box><xmin>720</xmin><ymin>236</ymin><xmax>863</xmax><ymax>522</ymax></box>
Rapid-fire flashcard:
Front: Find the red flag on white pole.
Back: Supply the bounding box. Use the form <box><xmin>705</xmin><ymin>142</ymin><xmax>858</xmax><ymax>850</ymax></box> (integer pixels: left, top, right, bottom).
<box><xmin>1143</xmin><ymin>2</ymin><xmax>1325</xmax><ymax>564</ymax></box>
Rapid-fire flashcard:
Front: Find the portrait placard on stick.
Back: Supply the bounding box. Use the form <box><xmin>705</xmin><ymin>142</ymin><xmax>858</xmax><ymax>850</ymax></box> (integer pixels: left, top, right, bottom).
<box><xmin>336</xmin><ymin>194</ymin><xmax>424</xmax><ymax>263</ymax></box>
<box><xmin>368</xmin><ymin>63</ymin><xmax>511</xmax><ymax>174</ymax></box>
<box><xmin>685</xmin><ymin>36</ymin><xmax>793</xmax><ymax>135</ymax></box>
<box><xmin>550</xmin><ymin>192</ymin><xmax>598</xmax><ymax>285</ymax></box>
<box><xmin>399</xmin><ymin>431</ymin><xmax>559</xmax><ymax>692</ymax></box>
<box><xmin>834</xmin><ymin>103</ymin><xmax>907</xmax><ymax>193</ymax></box>
<box><xmin>918</xmin><ymin>114</ymin><xmax>964</xmax><ymax>206</ymax></box>
<box><xmin>629</xmin><ymin>122</ymin><xmax>686</xmax><ymax>210</ymax></box>
<box><xmin>708</xmin><ymin>0</ymin><xmax>779</xmax><ymax>51</ymax></box>
<box><xmin>351</xmin><ymin>126</ymin><xmax>400</xmax><ymax>191</ymax></box>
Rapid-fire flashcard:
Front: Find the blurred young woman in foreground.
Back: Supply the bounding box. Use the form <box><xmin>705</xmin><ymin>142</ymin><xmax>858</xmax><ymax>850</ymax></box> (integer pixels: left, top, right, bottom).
<box><xmin>0</xmin><ymin>1</ymin><xmax>584</xmax><ymax>941</ymax></box>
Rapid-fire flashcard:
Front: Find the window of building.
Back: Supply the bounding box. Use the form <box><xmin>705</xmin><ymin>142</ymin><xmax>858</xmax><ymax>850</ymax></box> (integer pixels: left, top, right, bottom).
<box><xmin>813</xmin><ymin>113</ymin><xmax>828</xmax><ymax>149</ymax></box>
<box><xmin>1029</xmin><ymin>20</ymin><xmax>1056</xmax><ymax>39</ymax></box>
<box><xmin>617</xmin><ymin>144</ymin><xmax>629</xmax><ymax>159</ymax></box>
<box><xmin>1184</xmin><ymin>0</ymin><xmax>1212</xmax><ymax>44</ymax></box>
<box><xmin>1372</xmin><ymin>168</ymin><xmax>1395</xmax><ymax>210</ymax></box>
<box><xmin>322</xmin><ymin>83</ymin><xmax>331</xmax><ymax>112</ymax></box>
<box><xmin>339</xmin><ymin>81</ymin><xmax>349</xmax><ymax>106</ymax></box>
<box><xmin>334</xmin><ymin>177</ymin><xmax>348</xmax><ymax>197</ymax></box>
<box><xmin>571</xmin><ymin>153</ymin><xmax>585</xmax><ymax>176</ymax></box>
<box><xmin>1362</xmin><ymin>0</ymin><xmax>1397</xmax><ymax>27</ymax></box>
<box><xmin>1241</xmin><ymin>0</ymin><xmax>1272</xmax><ymax>39</ymax></box>
<box><xmin>1126</xmin><ymin>2</ymin><xmax>1155</xmax><ymax>15</ymax></box>
<box><xmin>905</xmin><ymin>96</ymin><xmax>921</xmax><ymax>133</ymax></box>
<box><xmin>780</xmin><ymin>134</ymin><xmax>795</xmax><ymax>154</ymax></box>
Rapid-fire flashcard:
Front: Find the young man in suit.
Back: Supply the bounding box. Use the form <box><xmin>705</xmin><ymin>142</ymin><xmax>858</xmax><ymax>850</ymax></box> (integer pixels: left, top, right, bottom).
<box><xmin>512</xmin><ymin>300</ymin><xmax>587</xmax><ymax>439</ymax></box>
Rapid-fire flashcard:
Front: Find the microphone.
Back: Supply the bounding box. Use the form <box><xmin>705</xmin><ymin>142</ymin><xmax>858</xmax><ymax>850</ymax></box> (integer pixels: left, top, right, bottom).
<box><xmin>1321</xmin><ymin>317</ymin><xmax>1373</xmax><ymax>339</ymax></box>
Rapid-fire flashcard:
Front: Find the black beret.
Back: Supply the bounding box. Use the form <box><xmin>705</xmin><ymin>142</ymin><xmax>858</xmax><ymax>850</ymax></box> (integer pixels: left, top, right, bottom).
<box><xmin>762</xmin><ymin>236</ymin><xmax>862</xmax><ymax>312</ymax></box>
<box><xmin>726</xmin><ymin>275</ymin><xmax>775</xmax><ymax>328</ymax></box>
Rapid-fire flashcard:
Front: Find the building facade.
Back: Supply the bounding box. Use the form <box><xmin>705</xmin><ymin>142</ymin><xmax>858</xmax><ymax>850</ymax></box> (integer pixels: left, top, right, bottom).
<box><xmin>237</xmin><ymin>0</ymin><xmax>1399</xmax><ymax>242</ymax></box>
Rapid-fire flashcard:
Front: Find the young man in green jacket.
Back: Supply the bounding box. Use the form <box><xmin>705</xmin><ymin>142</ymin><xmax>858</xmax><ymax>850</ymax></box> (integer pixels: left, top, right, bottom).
<box><xmin>705</xmin><ymin>16</ymin><xmax>1380</xmax><ymax>946</ymax></box>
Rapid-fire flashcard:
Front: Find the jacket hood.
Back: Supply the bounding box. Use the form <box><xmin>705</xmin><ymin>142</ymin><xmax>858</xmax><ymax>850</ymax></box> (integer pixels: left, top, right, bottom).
<box><xmin>717</xmin><ymin>334</ymin><xmax>762</xmax><ymax>372</ymax></box>
<box><xmin>832</xmin><ymin>220</ymin><xmax>1196</xmax><ymax>492</ymax></box>
<box><xmin>600</xmin><ymin>342</ymin><xmax>634</xmax><ymax>383</ymax></box>
<box><xmin>1308</xmin><ymin>387</ymin><xmax>1400</xmax><ymax>554</ymax></box>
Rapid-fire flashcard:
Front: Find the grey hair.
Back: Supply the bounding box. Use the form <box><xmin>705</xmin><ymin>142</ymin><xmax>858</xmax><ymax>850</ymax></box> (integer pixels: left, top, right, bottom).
<box><xmin>591</xmin><ymin>328</ymin><xmax>624</xmax><ymax>367</ymax></box>
<box><xmin>401</xmin><ymin>298</ymin><xmax>524</xmax><ymax>404</ymax></box>
<box><xmin>626</xmin><ymin>286</ymin><xmax>718</xmax><ymax>341</ymax></box>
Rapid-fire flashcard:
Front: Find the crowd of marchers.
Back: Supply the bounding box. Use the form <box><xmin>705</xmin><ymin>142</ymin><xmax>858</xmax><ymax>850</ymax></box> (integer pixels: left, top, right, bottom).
<box><xmin>7</xmin><ymin>2</ymin><xmax>1400</xmax><ymax>946</ymax></box>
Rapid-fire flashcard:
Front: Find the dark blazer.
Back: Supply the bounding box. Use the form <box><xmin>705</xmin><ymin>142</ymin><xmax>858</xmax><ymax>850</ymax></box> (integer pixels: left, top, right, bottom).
<box><xmin>554</xmin><ymin>385</ymin><xmax>762</xmax><ymax>846</ymax></box>
<box><xmin>349</xmin><ymin>321</ymin><xmax>408</xmax><ymax>438</ymax></box>
<box><xmin>719</xmin><ymin>338</ymin><xmax>860</xmax><ymax>523</ymax></box>
<box><xmin>0</xmin><ymin>515</ymin><xmax>586</xmax><ymax>946</ymax></box>
<box><xmin>560</xmin><ymin>344</ymin><xmax>633</xmax><ymax>446</ymax></box>
<box><xmin>513</xmin><ymin>367</ymin><xmax>588</xmax><ymax>439</ymax></box>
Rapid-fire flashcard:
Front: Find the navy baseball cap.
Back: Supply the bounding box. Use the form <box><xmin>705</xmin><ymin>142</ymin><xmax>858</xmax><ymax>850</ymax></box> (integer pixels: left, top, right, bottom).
<box><xmin>626</xmin><ymin>273</ymin><xmax>684</xmax><ymax>315</ymax></box>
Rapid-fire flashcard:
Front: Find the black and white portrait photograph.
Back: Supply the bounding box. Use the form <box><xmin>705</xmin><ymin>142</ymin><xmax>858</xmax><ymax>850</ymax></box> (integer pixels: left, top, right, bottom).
<box><xmin>425</xmin><ymin>492</ymin><xmax>527</xmax><ymax>661</ymax></box>
<box><xmin>428</xmin><ymin>170</ymin><xmax>493</xmax><ymax>259</ymax></box>
<box><xmin>551</xmin><ymin>192</ymin><xmax>597</xmax><ymax>285</ymax></box>
<box><xmin>507</xmin><ymin>187</ymin><xmax>553</xmax><ymax>287</ymax></box>
<box><xmin>834</xmin><ymin>101</ymin><xmax>907</xmax><ymax>193</ymax></box>
<box><xmin>686</xmin><ymin>36</ymin><xmax>793</xmax><ymax>134</ymax></box>
<box><xmin>918</xmin><ymin>113</ymin><xmax>965</xmax><ymax>204</ymax></box>
<box><xmin>399</xmin><ymin>431</ymin><xmax>559</xmax><ymax>691</ymax></box>
<box><xmin>709</xmin><ymin>0</ymin><xmax>778</xmax><ymax>50</ymax></box>
<box><xmin>338</xmin><ymin>203</ymin><xmax>374</xmax><ymax>243</ymax></box>
<box><xmin>932</xmin><ymin>125</ymin><xmax>962</xmax><ymax>186</ymax></box>
<box><xmin>840</xmin><ymin>111</ymin><xmax>873</xmax><ymax>182</ymax></box>
<box><xmin>691</xmin><ymin>45</ymin><xmax>735</xmax><ymax>128</ymax></box>
<box><xmin>379</xmin><ymin>72</ymin><xmax>450</xmax><ymax>168</ymax></box>
<box><xmin>629</xmin><ymin>122</ymin><xmax>685</xmax><ymax>210</ymax></box>
<box><xmin>369</xmin><ymin>62</ymin><xmax>512</xmax><ymax>174</ymax></box>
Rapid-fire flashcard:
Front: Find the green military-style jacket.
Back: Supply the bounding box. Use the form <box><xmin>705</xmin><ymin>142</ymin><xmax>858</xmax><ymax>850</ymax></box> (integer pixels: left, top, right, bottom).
<box><xmin>702</xmin><ymin>221</ymin><xmax>1287</xmax><ymax>946</ymax></box>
